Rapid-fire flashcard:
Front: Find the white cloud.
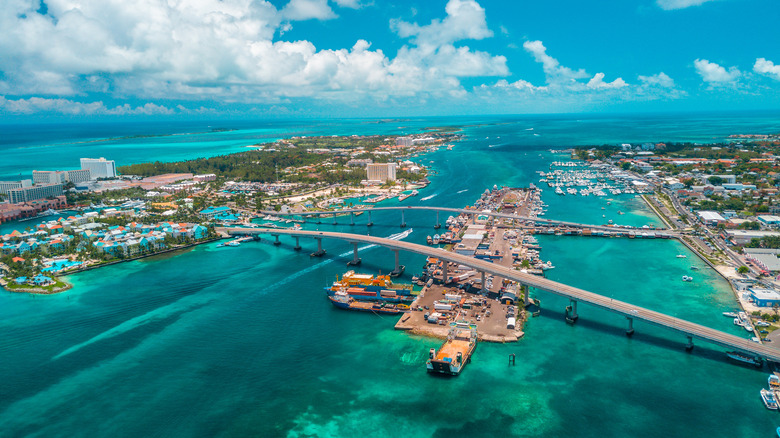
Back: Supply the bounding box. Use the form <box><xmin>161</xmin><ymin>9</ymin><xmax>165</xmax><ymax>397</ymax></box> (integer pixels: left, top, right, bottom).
<box><xmin>391</xmin><ymin>0</ymin><xmax>493</xmax><ymax>47</ymax></box>
<box><xmin>0</xmin><ymin>96</ymin><xmax>174</xmax><ymax>115</ymax></box>
<box><xmin>587</xmin><ymin>72</ymin><xmax>627</xmax><ymax>90</ymax></box>
<box><xmin>281</xmin><ymin>0</ymin><xmax>336</xmax><ymax>21</ymax></box>
<box><xmin>656</xmin><ymin>0</ymin><xmax>718</xmax><ymax>10</ymax></box>
<box><xmin>0</xmin><ymin>0</ymin><xmax>511</xmax><ymax>110</ymax></box>
<box><xmin>522</xmin><ymin>40</ymin><xmax>588</xmax><ymax>84</ymax></box>
<box><xmin>754</xmin><ymin>58</ymin><xmax>780</xmax><ymax>81</ymax></box>
<box><xmin>694</xmin><ymin>59</ymin><xmax>740</xmax><ymax>84</ymax></box>
<box><xmin>332</xmin><ymin>0</ymin><xmax>364</xmax><ymax>9</ymax></box>
<box><xmin>638</xmin><ymin>72</ymin><xmax>675</xmax><ymax>88</ymax></box>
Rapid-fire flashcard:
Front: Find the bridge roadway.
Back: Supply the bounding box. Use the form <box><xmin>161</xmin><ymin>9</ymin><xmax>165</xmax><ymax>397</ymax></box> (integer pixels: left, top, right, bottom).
<box><xmin>221</xmin><ymin>227</ymin><xmax>780</xmax><ymax>362</ymax></box>
<box><xmin>257</xmin><ymin>206</ymin><xmax>667</xmax><ymax>233</ymax></box>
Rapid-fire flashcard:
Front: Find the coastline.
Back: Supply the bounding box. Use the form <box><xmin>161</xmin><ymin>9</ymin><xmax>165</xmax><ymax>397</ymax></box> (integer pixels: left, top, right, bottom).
<box><xmin>1</xmin><ymin>237</ymin><xmax>222</xmax><ymax>295</ymax></box>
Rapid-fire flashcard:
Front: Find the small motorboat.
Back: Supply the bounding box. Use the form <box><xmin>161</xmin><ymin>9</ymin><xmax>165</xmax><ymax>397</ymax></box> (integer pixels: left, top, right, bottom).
<box><xmin>682</xmin><ymin>275</ymin><xmax>693</xmax><ymax>282</ymax></box>
<box><xmin>723</xmin><ymin>312</ymin><xmax>738</xmax><ymax>318</ymax></box>
<box><xmin>676</xmin><ymin>254</ymin><xmax>687</xmax><ymax>258</ymax></box>
<box><xmin>690</xmin><ymin>266</ymin><xmax>699</xmax><ymax>271</ymax></box>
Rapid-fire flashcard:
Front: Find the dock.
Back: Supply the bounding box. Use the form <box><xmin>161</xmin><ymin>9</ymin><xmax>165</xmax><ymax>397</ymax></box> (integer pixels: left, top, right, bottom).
<box><xmin>395</xmin><ymin>284</ymin><xmax>524</xmax><ymax>343</ymax></box>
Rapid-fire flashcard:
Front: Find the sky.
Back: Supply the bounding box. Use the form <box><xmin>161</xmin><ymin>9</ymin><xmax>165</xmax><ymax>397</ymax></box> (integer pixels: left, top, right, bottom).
<box><xmin>1</xmin><ymin>0</ymin><xmax>779</xmax><ymax>119</ymax></box>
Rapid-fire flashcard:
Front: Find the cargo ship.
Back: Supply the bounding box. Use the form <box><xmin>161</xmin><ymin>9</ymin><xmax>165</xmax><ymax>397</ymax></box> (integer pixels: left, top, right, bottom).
<box><xmin>426</xmin><ymin>321</ymin><xmax>478</xmax><ymax>376</ymax></box>
<box><xmin>328</xmin><ymin>291</ymin><xmax>406</xmax><ymax>315</ymax></box>
<box><xmin>325</xmin><ymin>271</ymin><xmax>414</xmax><ymax>303</ymax></box>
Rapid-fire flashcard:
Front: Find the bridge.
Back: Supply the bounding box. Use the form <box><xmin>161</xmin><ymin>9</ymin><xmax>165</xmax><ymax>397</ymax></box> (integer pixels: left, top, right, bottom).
<box><xmin>256</xmin><ymin>206</ymin><xmax>666</xmax><ymax>233</ymax></box>
<box><xmin>220</xmin><ymin>227</ymin><xmax>780</xmax><ymax>363</ymax></box>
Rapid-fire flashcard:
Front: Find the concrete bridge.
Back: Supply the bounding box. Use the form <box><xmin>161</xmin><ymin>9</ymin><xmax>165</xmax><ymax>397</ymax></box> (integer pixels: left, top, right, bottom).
<box><xmin>256</xmin><ymin>206</ymin><xmax>666</xmax><ymax>233</ymax></box>
<box><xmin>220</xmin><ymin>226</ymin><xmax>780</xmax><ymax>363</ymax></box>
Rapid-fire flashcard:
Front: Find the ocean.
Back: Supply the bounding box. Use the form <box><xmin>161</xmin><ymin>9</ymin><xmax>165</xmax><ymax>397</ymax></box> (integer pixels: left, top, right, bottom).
<box><xmin>1</xmin><ymin>113</ymin><xmax>780</xmax><ymax>437</ymax></box>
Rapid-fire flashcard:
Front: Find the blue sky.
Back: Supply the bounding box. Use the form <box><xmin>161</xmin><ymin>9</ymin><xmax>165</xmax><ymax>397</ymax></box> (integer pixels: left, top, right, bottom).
<box><xmin>1</xmin><ymin>0</ymin><xmax>779</xmax><ymax>119</ymax></box>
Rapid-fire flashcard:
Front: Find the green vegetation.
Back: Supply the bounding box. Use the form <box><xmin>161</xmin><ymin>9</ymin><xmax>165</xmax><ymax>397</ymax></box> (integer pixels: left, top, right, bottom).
<box><xmin>745</xmin><ymin>236</ymin><xmax>780</xmax><ymax>249</ymax></box>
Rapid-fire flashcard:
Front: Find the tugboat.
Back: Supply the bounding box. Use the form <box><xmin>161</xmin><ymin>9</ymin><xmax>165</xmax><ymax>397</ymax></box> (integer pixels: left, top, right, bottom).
<box><xmin>426</xmin><ymin>321</ymin><xmax>478</xmax><ymax>376</ymax></box>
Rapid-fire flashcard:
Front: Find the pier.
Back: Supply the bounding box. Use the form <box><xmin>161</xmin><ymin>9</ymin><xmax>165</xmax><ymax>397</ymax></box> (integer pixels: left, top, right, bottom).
<box><xmin>221</xmin><ymin>227</ymin><xmax>780</xmax><ymax>363</ymax></box>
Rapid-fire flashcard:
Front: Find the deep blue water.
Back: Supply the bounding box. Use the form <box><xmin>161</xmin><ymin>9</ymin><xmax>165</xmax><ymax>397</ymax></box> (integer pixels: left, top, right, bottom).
<box><xmin>1</xmin><ymin>113</ymin><xmax>780</xmax><ymax>437</ymax></box>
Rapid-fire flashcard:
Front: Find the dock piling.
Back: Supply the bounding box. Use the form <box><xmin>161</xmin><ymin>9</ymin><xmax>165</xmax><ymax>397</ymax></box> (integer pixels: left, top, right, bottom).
<box><xmin>626</xmin><ymin>317</ymin><xmax>634</xmax><ymax>336</ymax></box>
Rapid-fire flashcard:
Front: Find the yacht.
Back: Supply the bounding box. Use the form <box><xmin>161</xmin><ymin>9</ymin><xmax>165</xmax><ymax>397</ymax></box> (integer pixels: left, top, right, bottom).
<box><xmin>722</xmin><ymin>311</ymin><xmax>738</xmax><ymax>318</ymax></box>
<box><xmin>676</xmin><ymin>254</ymin><xmax>687</xmax><ymax>258</ymax></box>
<box><xmin>681</xmin><ymin>275</ymin><xmax>693</xmax><ymax>282</ymax></box>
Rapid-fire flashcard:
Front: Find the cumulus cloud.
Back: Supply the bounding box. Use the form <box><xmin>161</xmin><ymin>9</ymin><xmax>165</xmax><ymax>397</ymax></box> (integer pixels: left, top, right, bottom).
<box><xmin>0</xmin><ymin>96</ymin><xmax>174</xmax><ymax>115</ymax></box>
<box><xmin>587</xmin><ymin>72</ymin><xmax>627</xmax><ymax>90</ymax></box>
<box><xmin>332</xmin><ymin>0</ymin><xmax>364</xmax><ymax>9</ymax></box>
<box><xmin>0</xmin><ymin>0</ymin><xmax>509</xmax><ymax>111</ymax></box>
<box><xmin>391</xmin><ymin>0</ymin><xmax>493</xmax><ymax>47</ymax></box>
<box><xmin>638</xmin><ymin>72</ymin><xmax>675</xmax><ymax>88</ymax></box>
<box><xmin>656</xmin><ymin>0</ymin><xmax>718</xmax><ymax>10</ymax></box>
<box><xmin>522</xmin><ymin>40</ymin><xmax>588</xmax><ymax>84</ymax></box>
<box><xmin>754</xmin><ymin>58</ymin><xmax>780</xmax><ymax>81</ymax></box>
<box><xmin>281</xmin><ymin>0</ymin><xmax>337</xmax><ymax>21</ymax></box>
<box><xmin>694</xmin><ymin>59</ymin><xmax>740</xmax><ymax>84</ymax></box>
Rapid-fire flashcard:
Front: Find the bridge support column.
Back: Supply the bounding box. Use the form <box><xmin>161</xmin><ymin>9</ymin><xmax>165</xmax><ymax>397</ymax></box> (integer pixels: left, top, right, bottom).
<box><xmin>311</xmin><ymin>237</ymin><xmax>326</xmax><ymax>257</ymax></box>
<box><xmin>347</xmin><ymin>242</ymin><xmax>361</xmax><ymax>266</ymax></box>
<box><xmin>400</xmin><ymin>210</ymin><xmax>406</xmax><ymax>228</ymax></box>
<box><xmin>316</xmin><ymin>215</ymin><xmax>322</xmax><ymax>224</ymax></box>
<box><xmin>390</xmin><ymin>249</ymin><xmax>404</xmax><ymax>277</ymax></box>
<box><xmin>471</xmin><ymin>213</ymin><xmax>475</xmax><ymax>224</ymax></box>
<box><xmin>626</xmin><ymin>317</ymin><xmax>634</xmax><ymax>336</ymax></box>
<box><xmin>273</xmin><ymin>234</ymin><xmax>281</xmax><ymax>246</ymax></box>
<box><xmin>333</xmin><ymin>213</ymin><xmax>338</xmax><ymax>225</ymax></box>
<box><xmin>442</xmin><ymin>261</ymin><xmax>448</xmax><ymax>284</ymax></box>
<box><xmin>294</xmin><ymin>236</ymin><xmax>301</xmax><ymax>251</ymax></box>
<box><xmin>367</xmin><ymin>210</ymin><xmax>373</xmax><ymax>227</ymax></box>
<box><xmin>685</xmin><ymin>335</ymin><xmax>694</xmax><ymax>352</ymax></box>
<box><xmin>523</xmin><ymin>285</ymin><xmax>529</xmax><ymax>305</ymax></box>
<box><xmin>350</xmin><ymin>212</ymin><xmax>355</xmax><ymax>226</ymax></box>
<box><xmin>481</xmin><ymin>271</ymin><xmax>487</xmax><ymax>294</ymax></box>
<box><xmin>566</xmin><ymin>299</ymin><xmax>579</xmax><ymax>323</ymax></box>
<box><xmin>434</xmin><ymin>211</ymin><xmax>441</xmax><ymax>229</ymax></box>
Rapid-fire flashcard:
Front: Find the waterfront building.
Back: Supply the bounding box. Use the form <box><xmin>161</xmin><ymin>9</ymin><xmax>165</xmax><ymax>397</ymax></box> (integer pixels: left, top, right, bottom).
<box><xmin>199</xmin><ymin>206</ymin><xmax>233</xmax><ymax>219</ymax></box>
<box><xmin>0</xmin><ymin>179</ymin><xmax>32</xmax><ymax>195</ymax></box>
<box><xmin>723</xmin><ymin>229</ymin><xmax>780</xmax><ymax>245</ymax></box>
<box><xmin>366</xmin><ymin>163</ymin><xmax>397</xmax><ymax>183</ymax></box>
<box><xmin>7</xmin><ymin>183</ymin><xmax>64</xmax><ymax>204</ymax></box>
<box><xmin>749</xmin><ymin>287</ymin><xmax>780</xmax><ymax>307</ymax></box>
<box><xmin>80</xmin><ymin>157</ymin><xmax>117</xmax><ymax>179</ymax></box>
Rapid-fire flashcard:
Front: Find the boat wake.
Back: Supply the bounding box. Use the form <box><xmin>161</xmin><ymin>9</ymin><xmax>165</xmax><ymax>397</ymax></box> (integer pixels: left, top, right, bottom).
<box><xmin>420</xmin><ymin>194</ymin><xmax>437</xmax><ymax>201</ymax></box>
<box><xmin>456</xmin><ymin>189</ymin><xmax>468</xmax><ymax>194</ymax></box>
<box><xmin>525</xmin><ymin>128</ymin><xmax>534</xmax><ymax>131</ymax></box>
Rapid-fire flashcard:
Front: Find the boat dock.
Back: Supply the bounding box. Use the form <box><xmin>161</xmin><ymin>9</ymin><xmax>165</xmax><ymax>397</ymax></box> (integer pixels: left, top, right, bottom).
<box><xmin>395</xmin><ymin>283</ymin><xmax>524</xmax><ymax>343</ymax></box>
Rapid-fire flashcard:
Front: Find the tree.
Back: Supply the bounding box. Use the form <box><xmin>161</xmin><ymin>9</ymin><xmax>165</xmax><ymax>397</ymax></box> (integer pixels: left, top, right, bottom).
<box><xmin>737</xmin><ymin>266</ymin><xmax>749</xmax><ymax>274</ymax></box>
<box><xmin>708</xmin><ymin>176</ymin><xmax>724</xmax><ymax>185</ymax></box>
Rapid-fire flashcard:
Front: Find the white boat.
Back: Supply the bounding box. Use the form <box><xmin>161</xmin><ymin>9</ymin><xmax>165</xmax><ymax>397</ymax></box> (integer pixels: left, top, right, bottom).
<box><xmin>734</xmin><ymin>318</ymin><xmax>745</xmax><ymax>327</ymax></box>
<box><xmin>432</xmin><ymin>234</ymin><xmax>440</xmax><ymax>245</ymax></box>
<box><xmin>676</xmin><ymin>254</ymin><xmax>687</xmax><ymax>258</ymax></box>
<box><xmin>723</xmin><ymin>312</ymin><xmax>738</xmax><ymax>318</ymax></box>
<box><xmin>745</xmin><ymin>324</ymin><xmax>755</xmax><ymax>332</ymax></box>
<box><xmin>681</xmin><ymin>275</ymin><xmax>693</xmax><ymax>282</ymax></box>
<box><xmin>768</xmin><ymin>374</ymin><xmax>780</xmax><ymax>391</ymax></box>
<box><xmin>761</xmin><ymin>389</ymin><xmax>778</xmax><ymax>410</ymax></box>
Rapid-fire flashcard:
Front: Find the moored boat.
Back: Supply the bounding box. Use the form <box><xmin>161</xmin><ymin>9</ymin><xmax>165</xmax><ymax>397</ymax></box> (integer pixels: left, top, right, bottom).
<box><xmin>328</xmin><ymin>291</ymin><xmax>405</xmax><ymax>315</ymax></box>
<box><xmin>768</xmin><ymin>374</ymin><xmax>780</xmax><ymax>391</ymax></box>
<box><xmin>726</xmin><ymin>351</ymin><xmax>763</xmax><ymax>368</ymax></box>
<box><xmin>723</xmin><ymin>311</ymin><xmax>738</xmax><ymax>318</ymax></box>
<box><xmin>762</xmin><ymin>389</ymin><xmax>778</xmax><ymax>410</ymax></box>
<box><xmin>426</xmin><ymin>321</ymin><xmax>478</xmax><ymax>376</ymax></box>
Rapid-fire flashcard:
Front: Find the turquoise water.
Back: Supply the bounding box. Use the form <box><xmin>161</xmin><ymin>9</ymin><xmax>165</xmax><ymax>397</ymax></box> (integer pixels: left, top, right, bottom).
<box><xmin>2</xmin><ymin>114</ymin><xmax>780</xmax><ymax>437</ymax></box>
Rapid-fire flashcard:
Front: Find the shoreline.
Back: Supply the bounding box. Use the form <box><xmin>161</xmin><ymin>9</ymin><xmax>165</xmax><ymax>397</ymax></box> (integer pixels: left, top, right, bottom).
<box><xmin>1</xmin><ymin>237</ymin><xmax>222</xmax><ymax>295</ymax></box>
